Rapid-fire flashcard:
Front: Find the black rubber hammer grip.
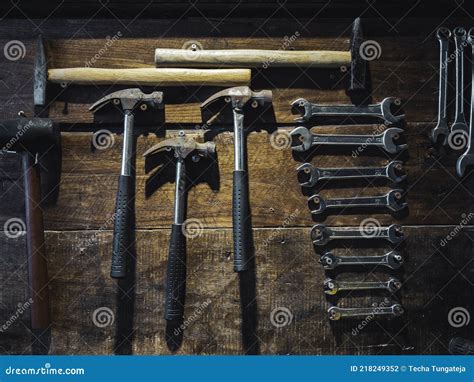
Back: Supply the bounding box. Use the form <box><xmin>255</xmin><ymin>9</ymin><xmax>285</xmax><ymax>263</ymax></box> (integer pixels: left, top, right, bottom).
<box><xmin>233</xmin><ymin>170</ymin><xmax>252</xmax><ymax>272</ymax></box>
<box><xmin>111</xmin><ymin>175</ymin><xmax>133</xmax><ymax>278</ymax></box>
<box><xmin>165</xmin><ymin>224</ymin><xmax>187</xmax><ymax>321</ymax></box>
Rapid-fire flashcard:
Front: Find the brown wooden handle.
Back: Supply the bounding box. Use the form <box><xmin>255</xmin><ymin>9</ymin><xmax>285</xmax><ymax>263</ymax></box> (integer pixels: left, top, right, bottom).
<box><xmin>48</xmin><ymin>68</ymin><xmax>251</xmax><ymax>86</ymax></box>
<box><xmin>154</xmin><ymin>48</ymin><xmax>351</xmax><ymax>68</ymax></box>
<box><xmin>22</xmin><ymin>153</ymin><xmax>50</xmax><ymax>331</ymax></box>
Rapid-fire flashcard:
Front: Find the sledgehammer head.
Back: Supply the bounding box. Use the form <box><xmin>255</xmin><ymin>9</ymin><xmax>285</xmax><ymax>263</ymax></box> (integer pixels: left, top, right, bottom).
<box><xmin>0</xmin><ymin>118</ymin><xmax>61</xmax><ymax>204</ymax></box>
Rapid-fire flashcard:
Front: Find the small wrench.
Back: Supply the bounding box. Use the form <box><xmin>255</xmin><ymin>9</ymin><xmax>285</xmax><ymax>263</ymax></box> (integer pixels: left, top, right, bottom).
<box><xmin>320</xmin><ymin>251</ymin><xmax>404</xmax><ymax>270</ymax></box>
<box><xmin>328</xmin><ymin>304</ymin><xmax>404</xmax><ymax>320</ymax></box>
<box><xmin>297</xmin><ymin>161</ymin><xmax>406</xmax><ymax>187</ymax></box>
<box><xmin>308</xmin><ymin>189</ymin><xmax>407</xmax><ymax>215</ymax></box>
<box><xmin>431</xmin><ymin>27</ymin><xmax>451</xmax><ymax>144</ymax></box>
<box><xmin>452</xmin><ymin>27</ymin><xmax>469</xmax><ymax>134</ymax></box>
<box><xmin>324</xmin><ymin>277</ymin><xmax>402</xmax><ymax>295</ymax></box>
<box><xmin>311</xmin><ymin>224</ymin><xmax>405</xmax><ymax>246</ymax></box>
<box><xmin>291</xmin><ymin>97</ymin><xmax>405</xmax><ymax>125</ymax></box>
<box><xmin>290</xmin><ymin>126</ymin><xmax>407</xmax><ymax>154</ymax></box>
<box><xmin>456</xmin><ymin>29</ymin><xmax>474</xmax><ymax>177</ymax></box>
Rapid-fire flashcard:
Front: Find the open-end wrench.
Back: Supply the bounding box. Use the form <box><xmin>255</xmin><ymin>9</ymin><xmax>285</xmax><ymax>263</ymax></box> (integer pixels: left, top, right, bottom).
<box><xmin>308</xmin><ymin>189</ymin><xmax>407</xmax><ymax>215</ymax></box>
<box><xmin>297</xmin><ymin>161</ymin><xmax>406</xmax><ymax>187</ymax></box>
<box><xmin>431</xmin><ymin>27</ymin><xmax>451</xmax><ymax>145</ymax></box>
<box><xmin>452</xmin><ymin>27</ymin><xmax>469</xmax><ymax>134</ymax></box>
<box><xmin>291</xmin><ymin>97</ymin><xmax>405</xmax><ymax>125</ymax></box>
<box><xmin>311</xmin><ymin>224</ymin><xmax>405</xmax><ymax>246</ymax></box>
<box><xmin>290</xmin><ymin>126</ymin><xmax>407</xmax><ymax>154</ymax></box>
<box><xmin>456</xmin><ymin>29</ymin><xmax>474</xmax><ymax>178</ymax></box>
<box><xmin>328</xmin><ymin>304</ymin><xmax>404</xmax><ymax>320</ymax></box>
<box><xmin>320</xmin><ymin>251</ymin><xmax>404</xmax><ymax>270</ymax></box>
<box><xmin>324</xmin><ymin>277</ymin><xmax>402</xmax><ymax>295</ymax></box>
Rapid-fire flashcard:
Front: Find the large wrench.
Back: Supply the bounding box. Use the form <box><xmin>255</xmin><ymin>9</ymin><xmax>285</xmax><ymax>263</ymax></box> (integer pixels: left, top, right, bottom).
<box><xmin>320</xmin><ymin>251</ymin><xmax>404</xmax><ymax>270</ymax></box>
<box><xmin>308</xmin><ymin>189</ymin><xmax>407</xmax><ymax>215</ymax></box>
<box><xmin>311</xmin><ymin>224</ymin><xmax>405</xmax><ymax>246</ymax></box>
<box><xmin>297</xmin><ymin>161</ymin><xmax>406</xmax><ymax>187</ymax></box>
<box><xmin>290</xmin><ymin>126</ymin><xmax>407</xmax><ymax>154</ymax></box>
<box><xmin>324</xmin><ymin>277</ymin><xmax>402</xmax><ymax>295</ymax></box>
<box><xmin>456</xmin><ymin>29</ymin><xmax>474</xmax><ymax>177</ymax></box>
<box><xmin>328</xmin><ymin>304</ymin><xmax>404</xmax><ymax>320</ymax></box>
<box><xmin>452</xmin><ymin>27</ymin><xmax>469</xmax><ymax>134</ymax></box>
<box><xmin>431</xmin><ymin>27</ymin><xmax>451</xmax><ymax>144</ymax></box>
<box><xmin>291</xmin><ymin>97</ymin><xmax>405</xmax><ymax>125</ymax></box>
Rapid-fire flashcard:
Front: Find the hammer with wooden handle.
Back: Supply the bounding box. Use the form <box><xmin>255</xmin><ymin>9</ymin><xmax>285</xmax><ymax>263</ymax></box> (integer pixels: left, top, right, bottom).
<box><xmin>155</xmin><ymin>18</ymin><xmax>368</xmax><ymax>96</ymax></box>
<box><xmin>33</xmin><ymin>37</ymin><xmax>251</xmax><ymax>107</ymax></box>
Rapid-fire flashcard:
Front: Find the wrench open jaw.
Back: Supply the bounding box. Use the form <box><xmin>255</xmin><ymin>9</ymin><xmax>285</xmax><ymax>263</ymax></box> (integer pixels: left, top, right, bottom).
<box><xmin>291</xmin><ymin>97</ymin><xmax>405</xmax><ymax>125</ymax></box>
<box><xmin>311</xmin><ymin>223</ymin><xmax>405</xmax><ymax>246</ymax></box>
<box><xmin>308</xmin><ymin>189</ymin><xmax>407</xmax><ymax>215</ymax></box>
<box><xmin>296</xmin><ymin>160</ymin><xmax>406</xmax><ymax>187</ymax></box>
<box><xmin>290</xmin><ymin>126</ymin><xmax>407</xmax><ymax>154</ymax></box>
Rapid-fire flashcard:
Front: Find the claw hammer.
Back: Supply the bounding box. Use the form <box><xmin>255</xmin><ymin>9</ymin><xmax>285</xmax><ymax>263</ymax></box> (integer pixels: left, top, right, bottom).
<box><xmin>89</xmin><ymin>89</ymin><xmax>163</xmax><ymax>278</ymax></box>
<box><xmin>201</xmin><ymin>87</ymin><xmax>272</xmax><ymax>272</ymax></box>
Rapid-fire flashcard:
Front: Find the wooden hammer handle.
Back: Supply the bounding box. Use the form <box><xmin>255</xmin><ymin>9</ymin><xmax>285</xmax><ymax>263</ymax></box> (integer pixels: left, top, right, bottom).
<box><xmin>154</xmin><ymin>48</ymin><xmax>351</xmax><ymax>68</ymax></box>
<box><xmin>48</xmin><ymin>68</ymin><xmax>251</xmax><ymax>86</ymax></box>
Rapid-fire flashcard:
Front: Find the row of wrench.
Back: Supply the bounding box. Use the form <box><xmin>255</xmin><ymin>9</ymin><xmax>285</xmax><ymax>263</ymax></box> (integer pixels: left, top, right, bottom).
<box><xmin>431</xmin><ymin>27</ymin><xmax>474</xmax><ymax>178</ymax></box>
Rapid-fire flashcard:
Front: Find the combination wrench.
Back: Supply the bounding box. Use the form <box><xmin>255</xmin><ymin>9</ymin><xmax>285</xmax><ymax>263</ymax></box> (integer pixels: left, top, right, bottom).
<box><xmin>319</xmin><ymin>251</ymin><xmax>404</xmax><ymax>270</ymax></box>
<box><xmin>291</xmin><ymin>97</ymin><xmax>405</xmax><ymax>125</ymax></box>
<box><xmin>324</xmin><ymin>277</ymin><xmax>402</xmax><ymax>295</ymax></box>
<box><xmin>308</xmin><ymin>189</ymin><xmax>407</xmax><ymax>215</ymax></box>
<box><xmin>311</xmin><ymin>224</ymin><xmax>405</xmax><ymax>246</ymax></box>
<box><xmin>328</xmin><ymin>303</ymin><xmax>404</xmax><ymax>320</ymax></box>
<box><xmin>290</xmin><ymin>126</ymin><xmax>407</xmax><ymax>154</ymax></box>
<box><xmin>297</xmin><ymin>161</ymin><xmax>406</xmax><ymax>187</ymax></box>
<box><xmin>452</xmin><ymin>27</ymin><xmax>469</xmax><ymax>134</ymax></box>
<box><xmin>456</xmin><ymin>28</ymin><xmax>474</xmax><ymax>177</ymax></box>
<box><xmin>431</xmin><ymin>27</ymin><xmax>451</xmax><ymax>145</ymax></box>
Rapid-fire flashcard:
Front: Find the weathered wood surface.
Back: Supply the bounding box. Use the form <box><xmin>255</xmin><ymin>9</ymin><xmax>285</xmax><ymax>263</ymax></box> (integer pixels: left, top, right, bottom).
<box><xmin>0</xmin><ymin>16</ymin><xmax>473</xmax><ymax>355</ymax></box>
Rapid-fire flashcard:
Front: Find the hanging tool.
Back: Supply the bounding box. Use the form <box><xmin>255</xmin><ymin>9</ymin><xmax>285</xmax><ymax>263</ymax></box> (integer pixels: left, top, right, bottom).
<box><xmin>311</xmin><ymin>224</ymin><xmax>405</xmax><ymax>246</ymax></box>
<box><xmin>90</xmin><ymin>88</ymin><xmax>164</xmax><ymax>278</ymax></box>
<box><xmin>320</xmin><ymin>251</ymin><xmax>404</xmax><ymax>270</ymax></box>
<box><xmin>324</xmin><ymin>277</ymin><xmax>402</xmax><ymax>295</ymax></box>
<box><xmin>143</xmin><ymin>132</ymin><xmax>215</xmax><ymax>321</ymax></box>
<box><xmin>328</xmin><ymin>303</ymin><xmax>404</xmax><ymax>320</ymax></box>
<box><xmin>201</xmin><ymin>86</ymin><xmax>272</xmax><ymax>272</ymax></box>
<box><xmin>452</xmin><ymin>27</ymin><xmax>468</xmax><ymax>134</ymax></box>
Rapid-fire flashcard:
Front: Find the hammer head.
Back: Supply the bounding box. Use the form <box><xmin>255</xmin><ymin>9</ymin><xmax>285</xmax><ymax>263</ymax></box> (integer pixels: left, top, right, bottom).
<box><xmin>143</xmin><ymin>132</ymin><xmax>215</xmax><ymax>173</ymax></box>
<box><xmin>201</xmin><ymin>86</ymin><xmax>272</xmax><ymax>111</ymax></box>
<box><xmin>0</xmin><ymin>118</ymin><xmax>61</xmax><ymax>204</ymax></box>
<box><xmin>89</xmin><ymin>88</ymin><xmax>164</xmax><ymax>114</ymax></box>
<box><xmin>348</xmin><ymin>17</ymin><xmax>369</xmax><ymax>98</ymax></box>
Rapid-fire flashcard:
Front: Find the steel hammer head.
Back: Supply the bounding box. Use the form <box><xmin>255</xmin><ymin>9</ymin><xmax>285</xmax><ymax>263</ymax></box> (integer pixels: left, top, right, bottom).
<box><xmin>201</xmin><ymin>86</ymin><xmax>272</xmax><ymax>111</ymax></box>
<box><xmin>0</xmin><ymin>117</ymin><xmax>61</xmax><ymax>204</ymax></box>
<box><xmin>89</xmin><ymin>88</ymin><xmax>164</xmax><ymax>114</ymax></box>
<box><xmin>348</xmin><ymin>17</ymin><xmax>369</xmax><ymax>98</ymax></box>
<box><xmin>143</xmin><ymin>132</ymin><xmax>215</xmax><ymax>173</ymax></box>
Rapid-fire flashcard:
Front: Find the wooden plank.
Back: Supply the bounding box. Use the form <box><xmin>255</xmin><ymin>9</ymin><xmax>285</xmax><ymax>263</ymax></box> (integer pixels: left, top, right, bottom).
<box><xmin>1</xmin><ymin>226</ymin><xmax>471</xmax><ymax>354</ymax></box>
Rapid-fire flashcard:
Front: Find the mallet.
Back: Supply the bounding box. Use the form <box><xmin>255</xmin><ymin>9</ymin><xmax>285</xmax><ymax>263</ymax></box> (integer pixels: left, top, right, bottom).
<box><xmin>33</xmin><ymin>37</ymin><xmax>251</xmax><ymax>107</ymax></box>
<box><xmin>0</xmin><ymin>117</ymin><xmax>61</xmax><ymax>333</ymax></box>
<box><xmin>155</xmin><ymin>18</ymin><xmax>368</xmax><ymax>96</ymax></box>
